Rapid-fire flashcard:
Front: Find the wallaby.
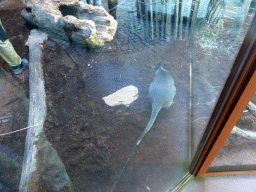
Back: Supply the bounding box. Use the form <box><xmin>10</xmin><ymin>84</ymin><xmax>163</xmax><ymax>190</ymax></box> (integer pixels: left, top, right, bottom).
<box><xmin>111</xmin><ymin>65</ymin><xmax>175</xmax><ymax>191</ymax></box>
<box><xmin>137</xmin><ymin>63</ymin><xmax>176</xmax><ymax>145</ymax></box>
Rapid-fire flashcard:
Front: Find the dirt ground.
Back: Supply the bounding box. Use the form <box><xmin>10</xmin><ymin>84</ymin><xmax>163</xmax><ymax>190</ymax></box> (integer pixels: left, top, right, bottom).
<box><xmin>41</xmin><ymin>37</ymin><xmax>190</xmax><ymax>192</ymax></box>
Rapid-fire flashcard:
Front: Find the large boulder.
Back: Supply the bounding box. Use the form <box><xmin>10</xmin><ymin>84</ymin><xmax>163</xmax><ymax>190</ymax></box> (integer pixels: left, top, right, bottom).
<box><xmin>21</xmin><ymin>0</ymin><xmax>117</xmax><ymax>48</ymax></box>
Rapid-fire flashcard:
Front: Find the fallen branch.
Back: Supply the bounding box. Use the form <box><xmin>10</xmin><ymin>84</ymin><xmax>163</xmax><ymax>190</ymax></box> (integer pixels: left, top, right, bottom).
<box><xmin>231</xmin><ymin>126</ymin><xmax>256</xmax><ymax>140</ymax></box>
<box><xmin>246</xmin><ymin>101</ymin><xmax>256</xmax><ymax>117</ymax></box>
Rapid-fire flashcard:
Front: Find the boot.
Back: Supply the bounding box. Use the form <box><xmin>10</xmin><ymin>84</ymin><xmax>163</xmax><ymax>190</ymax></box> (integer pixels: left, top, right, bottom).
<box><xmin>11</xmin><ymin>59</ymin><xmax>29</xmax><ymax>75</ymax></box>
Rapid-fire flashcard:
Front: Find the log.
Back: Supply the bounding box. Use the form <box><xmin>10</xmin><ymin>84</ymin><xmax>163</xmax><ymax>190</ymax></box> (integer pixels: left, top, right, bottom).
<box><xmin>19</xmin><ymin>29</ymin><xmax>73</xmax><ymax>192</ymax></box>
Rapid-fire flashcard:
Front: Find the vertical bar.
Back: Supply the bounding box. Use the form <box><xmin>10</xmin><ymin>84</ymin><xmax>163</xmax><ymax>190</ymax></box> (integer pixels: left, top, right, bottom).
<box><xmin>186</xmin><ymin>1</ymin><xmax>191</xmax><ymax>38</ymax></box>
<box><xmin>156</xmin><ymin>0</ymin><xmax>159</xmax><ymax>38</ymax></box>
<box><xmin>134</xmin><ymin>9</ymin><xmax>140</xmax><ymax>36</ymax></box>
<box><xmin>129</xmin><ymin>11</ymin><xmax>135</xmax><ymax>34</ymax></box>
<box><xmin>238</xmin><ymin>0</ymin><xmax>252</xmax><ymax>29</ymax></box>
<box><xmin>188</xmin><ymin>40</ymin><xmax>194</xmax><ymax>161</ymax></box>
<box><xmin>179</xmin><ymin>0</ymin><xmax>184</xmax><ymax>39</ymax></box>
<box><xmin>205</xmin><ymin>0</ymin><xmax>213</xmax><ymax>23</ymax></box>
<box><xmin>150</xmin><ymin>0</ymin><xmax>154</xmax><ymax>39</ymax></box>
<box><xmin>175</xmin><ymin>0</ymin><xmax>180</xmax><ymax>38</ymax></box>
<box><xmin>146</xmin><ymin>0</ymin><xmax>150</xmax><ymax>37</ymax></box>
<box><xmin>161</xmin><ymin>0</ymin><xmax>166</xmax><ymax>39</ymax></box>
<box><xmin>166</xmin><ymin>0</ymin><xmax>172</xmax><ymax>41</ymax></box>
<box><xmin>138</xmin><ymin>0</ymin><xmax>146</xmax><ymax>37</ymax></box>
<box><xmin>206</xmin><ymin>0</ymin><xmax>226</xmax><ymax>25</ymax></box>
<box><xmin>96</xmin><ymin>0</ymin><xmax>102</xmax><ymax>6</ymax></box>
<box><xmin>188</xmin><ymin>0</ymin><xmax>200</xmax><ymax>37</ymax></box>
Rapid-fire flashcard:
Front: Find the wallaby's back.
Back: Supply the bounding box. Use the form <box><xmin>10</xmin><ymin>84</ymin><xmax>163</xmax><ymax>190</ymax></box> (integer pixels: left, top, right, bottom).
<box><xmin>137</xmin><ymin>64</ymin><xmax>176</xmax><ymax>145</ymax></box>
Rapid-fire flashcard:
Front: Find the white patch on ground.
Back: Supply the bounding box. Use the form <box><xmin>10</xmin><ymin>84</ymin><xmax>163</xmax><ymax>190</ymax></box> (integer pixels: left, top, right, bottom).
<box><xmin>0</xmin><ymin>113</ymin><xmax>12</xmax><ymax>124</ymax></box>
<box><xmin>102</xmin><ymin>85</ymin><xmax>139</xmax><ymax>107</ymax></box>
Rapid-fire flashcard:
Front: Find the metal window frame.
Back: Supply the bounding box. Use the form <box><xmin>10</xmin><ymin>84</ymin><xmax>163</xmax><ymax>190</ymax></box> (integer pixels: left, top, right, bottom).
<box><xmin>189</xmin><ymin>13</ymin><xmax>256</xmax><ymax>177</ymax></box>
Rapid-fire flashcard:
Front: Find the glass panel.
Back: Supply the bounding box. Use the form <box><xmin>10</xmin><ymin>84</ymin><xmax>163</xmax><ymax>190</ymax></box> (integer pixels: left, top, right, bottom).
<box><xmin>0</xmin><ymin>0</ymin><xmax>255</xmax><ymax>191</ymax></box>
<box><xmin>190</xmin><ymin>0</ymin><xmax>255</xmax><ymax>155</ymax></box>
<box><xmin>209</xmin><ymin>91</ymin><xmax>256</xmax><ymax>169</ymax></box>
<box><xmin>42</xmin><ymin>10</ymin><xmax>190</xmax><ymax>192</ymax></box>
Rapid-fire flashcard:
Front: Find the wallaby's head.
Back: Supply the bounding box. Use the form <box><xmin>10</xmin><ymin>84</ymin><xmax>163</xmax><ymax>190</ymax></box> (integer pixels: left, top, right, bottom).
<box><xmin>152</xmin><ymin>63</ymin><xmax>163</xmax><ymax>72</ymax></box>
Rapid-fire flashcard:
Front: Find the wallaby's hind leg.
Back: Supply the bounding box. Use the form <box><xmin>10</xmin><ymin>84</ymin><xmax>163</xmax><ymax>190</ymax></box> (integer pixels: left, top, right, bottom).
<box><xmin>164</xmin><ymin>95</ymin><xmax>175</xmax><ymax>109</ymax></box>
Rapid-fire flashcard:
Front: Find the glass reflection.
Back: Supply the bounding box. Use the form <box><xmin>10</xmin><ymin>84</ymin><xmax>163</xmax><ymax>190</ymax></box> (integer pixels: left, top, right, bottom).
<box><xmin>0</xmin><ymin>0</ymin><xmax>255</xmax><ymax>191</ymax></box>
<box><xmin>190</xmin><ymin>0</ymin><xmax>255</xmax><ymax>155</ymax></box>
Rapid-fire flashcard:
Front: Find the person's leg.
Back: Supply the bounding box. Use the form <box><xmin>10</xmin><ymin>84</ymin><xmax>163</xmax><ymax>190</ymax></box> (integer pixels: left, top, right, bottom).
<box><xmin>0</xmin><ymin>39</ymin><xmax>21</xmax><ymax>66</ymax></box>
<box><xmin>0</xmin><ymin>39</ymin><xmax>28</xmax><ymax>74</ymax></box>
<box><xmin>0</xmin><ymin>20</ymin><xmax>28</xmax><ymax>75</ymax></box>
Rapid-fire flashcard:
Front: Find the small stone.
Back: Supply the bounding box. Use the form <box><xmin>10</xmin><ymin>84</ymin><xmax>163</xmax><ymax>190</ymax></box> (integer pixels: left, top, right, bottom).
<box><xmin>102</xmin><ymin>85</ymin><xmax>139</xmax><ymax>107</ymax></box>
<box><xmin>80</xmin><ymin>126</ymin><xmax>87</xmax><ymax>131</ymax></box>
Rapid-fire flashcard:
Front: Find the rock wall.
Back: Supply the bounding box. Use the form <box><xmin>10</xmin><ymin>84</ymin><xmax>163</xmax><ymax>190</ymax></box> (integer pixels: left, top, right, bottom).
<box><xmin>21</xmin><ymin>0</ymin><xmax>117</xmax><ymax>48</ymax></box>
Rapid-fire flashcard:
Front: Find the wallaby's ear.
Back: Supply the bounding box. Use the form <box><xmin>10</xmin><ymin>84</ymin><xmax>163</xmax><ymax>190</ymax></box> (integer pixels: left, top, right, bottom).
<box><xmin>151</xmin><ymin>63</ymin><xmax>162</xmax><ymax>71</ymax></box>
<box><xmin>150</xmin><ymin>65</ymin><xmax>157</xmax><ymax>71</ymax></box>
<box><xmin>155</xmin><ymin>62</ymin><xmax>162</xmax><ymax>70</ymax></box>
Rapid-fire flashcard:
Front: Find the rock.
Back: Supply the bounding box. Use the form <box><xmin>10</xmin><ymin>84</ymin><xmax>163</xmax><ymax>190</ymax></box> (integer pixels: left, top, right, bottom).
<box><xmin>21</xmin><ymin>0</ymin><xmax>117</xmax><ymax>48</ymax></box>
<box><xmin>102</xmin><ymin>85</ymin><xmax>139</xmax><ymax>107</ymax></box>
<box><xmin>29</xmin><ymin>131</ymin><xmax>73</xmax><ymax>191</ymax></box>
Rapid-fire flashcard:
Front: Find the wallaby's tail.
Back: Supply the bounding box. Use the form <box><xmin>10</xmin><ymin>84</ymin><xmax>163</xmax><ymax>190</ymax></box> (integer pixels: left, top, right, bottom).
<box><xmin>137</xmin><ymin>103</ymin><xmax>162</xmax><ymax>145</ymax></box>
